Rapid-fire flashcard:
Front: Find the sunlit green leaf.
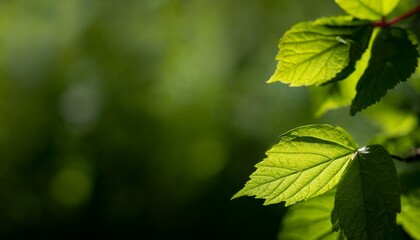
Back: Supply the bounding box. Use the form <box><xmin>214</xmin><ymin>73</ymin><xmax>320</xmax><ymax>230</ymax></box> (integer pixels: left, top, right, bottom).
<box><xmin>268</xmin><ymin>17</ymin><xmax>372</xmax><ymax>86</ymax></box>
<box><xmin>335</xmin><ymin>145</ymin><xmax>401</xmax><ymax>240</ymax></box>
<box><xmin>313</xmin><ymin>16</ymin><xmax>367</xmax><ymax>26</ymax></box>
<box><xmin>398</xmin><ymin>189</ymin><xmax>420</xmax><ymax>239</ymax></box>
<box><xmin>232</xmin><ymin>124</ymin><xmax>358</xmax><ymax>206</ymax></box>
<box><xmin>311</xmin><ymin>28</ymin><xmax>379</xmax><ymax>116</ymax></box>
<box><xmin>350</xmin><ymin>27</ymin><xmax>419</xmax><ymax>115</ymax></box>
<box><xmin>335</xmin><ymin>0</ymin><xmax>401</xmax><ymax>21</ymax></box>
<box><xmin>278</xmin><ymin>190</ymin><xmax>343</xmax><ymax>240</ymax></box>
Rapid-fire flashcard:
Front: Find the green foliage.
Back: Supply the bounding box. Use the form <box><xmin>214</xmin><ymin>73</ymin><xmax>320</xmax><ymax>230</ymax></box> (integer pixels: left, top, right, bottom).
<box><xmin>232</xmin><ymin>124</ymin><xmax>357</xmax><ymax>206</ymax></box>
<box><xmin>278</xmin><ymin>190</ymin><xmax>342</xmax><ymax>240</ymax></box>
<box><xmin>233</xmin><ymin>1</ymin><xmax>420</xmax><ymax>239</ymax></box>
<box><xmin>335</xmin><ymin>145</ymin><xmax>401</xmax><ymax>240</ymax></box>
<box><xmin>310</xmin><ymin>28</ymin><xmax>378</xmax><ymax>116</ymax></box>
<box><xmin>363</xmin><ymin>96</ymin><xmax>418</xmax><ymax>138</ymax></box>
<box><xmin>398</xmin><ymin>189</ymin><xmax>420</xmax><ymax>239</ymax></box>
<box><xmin>268</xmin><ymin>16</ymin><xmax>371</xmax><ymax>86</ymax></box>
<box><xmin>269</xmin><ymin>1</ymin><xmax>418</xmax><ymax>115</ymax></box>
<box><xmin>350</xmin><ymin>27</ymin><xmax>419</xmax><ymax>115</ymax></box>
<box><xmin>335</xmin><ymin>0</ymin><xmax>401</xmax><ymax>21</ymax></box>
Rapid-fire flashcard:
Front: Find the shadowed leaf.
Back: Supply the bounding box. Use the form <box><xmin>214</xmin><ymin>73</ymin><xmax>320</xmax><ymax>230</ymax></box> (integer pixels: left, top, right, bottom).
<box><xmin>335</xmin><ymin>145</ymin><xmax>401</xmax><ymax>240</ymax></box>
<box><xmin>350</xmin><ymin>27</ymin><xmax>419</xmax><ymax>115</ymax></box>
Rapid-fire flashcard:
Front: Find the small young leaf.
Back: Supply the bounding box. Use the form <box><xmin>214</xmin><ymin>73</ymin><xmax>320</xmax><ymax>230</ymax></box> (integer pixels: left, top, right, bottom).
<box><xmin>232</xmin><ymin>124</ymin><xmax>358</xmax><ymax>206</ymax></box>
<box><xmin>335</xmin><ymin>145</ymin><xmax>401</xmax><ymax>240</ymax></box>
<box><xmin>335</xmin><ymin>0</ymin><xmax>401</xmax><ymax>21</ymax></box>
<box><xmin>268</xmin><ymin>16</ymin><xmax>372</xmax><ymax>86</ymax></box>
<box><xmin>350</xmin><ymin>27</ymin><xmax>419</xmax><ymax>115</ymax></box>
<box><xmin>278</xmin><ymin>190</ymin><xmax>342</xmax><ymax>240</ymax></box>
<box><xmin>398</xmin><ymin>189</ymin><xmax>420</xmax><ymax>239</ymax></box>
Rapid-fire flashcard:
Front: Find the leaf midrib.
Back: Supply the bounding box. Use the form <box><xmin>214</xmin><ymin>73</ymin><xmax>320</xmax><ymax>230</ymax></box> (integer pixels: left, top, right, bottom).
<box><xmin>250</xmin><ymin>152</ymin><xmax>353</xmax><ymax>190</ymax></box>
<box><xmin>279</xmin><ymin>42</ymin><xmax>343</xmax><ymax>76</ymax></box>
<box><xmin>282</xmin><ymin>135</ymin><xmax>357</xmax><ymax>151</ymax></box>
<box><xmin>355</xmin><ymin>0</ymin><xmax>382</xmax><ymax>17</ymax></box>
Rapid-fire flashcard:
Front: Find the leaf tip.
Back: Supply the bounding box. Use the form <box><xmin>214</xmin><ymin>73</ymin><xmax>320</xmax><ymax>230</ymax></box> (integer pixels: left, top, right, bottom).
<box><xmin>267</xmin><ymin>75</ymin><xmax>279</xmax><ymax>84</ymax></box>
<box><xmin>231</xmin><ymin>189</ymin><xmax>245</xmax><ymax>200</ymax></box>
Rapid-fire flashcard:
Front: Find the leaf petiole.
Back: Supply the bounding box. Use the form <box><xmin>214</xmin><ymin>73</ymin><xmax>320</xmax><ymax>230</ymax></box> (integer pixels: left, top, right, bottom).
<box><xmin>372</xmin><ymin>5</ymin><xmax>420</xmax><ymax>27</ymax></box>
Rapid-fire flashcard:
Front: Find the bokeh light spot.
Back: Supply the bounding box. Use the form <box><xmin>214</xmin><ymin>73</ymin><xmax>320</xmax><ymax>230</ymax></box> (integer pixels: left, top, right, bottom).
<box><xmin>50</xmin><ymin>163</ymin><xmax>93</xmax><ymax>207</ymax></box>
<box><xmin>187</xmin><ymin>137</ymin><xmax>227</xmax><ymax>180</ymax></box>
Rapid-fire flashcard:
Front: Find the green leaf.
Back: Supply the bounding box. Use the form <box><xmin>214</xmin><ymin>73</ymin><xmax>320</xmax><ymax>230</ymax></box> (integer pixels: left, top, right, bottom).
<box><xmin>350</xmin><ymin>27</ymin><xmax>419</xmax><ymax>115</ymax></box>
<box><xmin>313</xmin><ymin>15</ymin><xmax>369</xmax><ymax>27</ymax></box>
<box><xmin>398</xmin><ymin>189</ymin><xmax>420</xmax><ymax>239</ymax></box>
<box><xmin>335</xmin><ymin>0</ymin><xmax>401</xmax><ymax>21</ymax></box>
<box><xmin>335</xmin><ymin>145</ymin><xmax>401</xmax><ymax>240</ymax></box>
<box><xmin>311</xmin><ymin>28</ymin><xmax>379</xmax><ymax>116</ymax></box>
<box><xmin>268</xmin><ymin>16</ymin><xmax>372</xmax><ymax>86</ymax></box>
<box><xmin>278</xmin><ymin>190</ymin><xmax>342</xmax><ymax>240</ymax></box>
<box><xmin>331</xmin><ymin>206</ymin><xmax>341</xmax><ymax>233</ymax></box>
<box><xmin>232</xmin><ymin>124</ymin><xmax>358</xmax><ymax>206</ymax></box>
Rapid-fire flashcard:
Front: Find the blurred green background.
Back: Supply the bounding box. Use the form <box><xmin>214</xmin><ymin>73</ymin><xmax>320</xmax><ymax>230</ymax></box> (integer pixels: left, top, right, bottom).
<box><xmin>1</xmin><ymin>0</ymin><xmax>417</xmax><ymax>239</ymax></box>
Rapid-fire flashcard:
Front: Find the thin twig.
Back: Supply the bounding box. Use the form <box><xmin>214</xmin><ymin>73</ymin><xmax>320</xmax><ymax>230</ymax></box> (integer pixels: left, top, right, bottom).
<box><xmin>391</xmin><ymin>148</ymin><xmax>420</xmax><ymax>163</ymax></box>
<box><xmin>372</xmin><ymin>5</ymin><xmax>420</xmax><ymax>27</ymax></box>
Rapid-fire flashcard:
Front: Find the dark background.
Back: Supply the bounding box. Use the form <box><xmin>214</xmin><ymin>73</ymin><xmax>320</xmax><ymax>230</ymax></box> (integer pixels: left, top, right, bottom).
<box><xmin>0</xmin><ymin>0</ymin><xmax>417</xmax><ymax>239</ymax></box>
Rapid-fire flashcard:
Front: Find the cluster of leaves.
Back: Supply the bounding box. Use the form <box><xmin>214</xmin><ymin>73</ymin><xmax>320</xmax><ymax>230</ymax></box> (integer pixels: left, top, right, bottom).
<box><xmin>267</xmin><ymin>0</ymin><xmax>418</xmax><ymax>116</ymax></box>
<box><xmin>233</xmin><ymin>124</ymin><xmax>403</xmax><ymax>239</ymax></box>
<box><xmin>233</xmin><ymin>1</ymin><xmax>420</xmax><ymax>239</ymax></box>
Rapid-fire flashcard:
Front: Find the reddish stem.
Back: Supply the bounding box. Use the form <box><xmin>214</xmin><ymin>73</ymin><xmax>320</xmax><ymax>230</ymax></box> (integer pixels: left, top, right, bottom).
<box><xmin>372</xmin><ymin>5</ymin><xmax>420</xmax><ymax>27</ymax></box>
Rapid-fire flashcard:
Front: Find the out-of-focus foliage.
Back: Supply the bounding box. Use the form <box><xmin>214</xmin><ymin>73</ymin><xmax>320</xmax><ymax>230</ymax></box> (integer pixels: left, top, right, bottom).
<box><xmin>0</xmin><ymin>0</ymin><xmax>356</xmax><ymax>239</ymax></box>
<box><xmin>4</xmin><ymin>0</ymin><xmax>419</xmax><ymax>239</ymax></box>
<box><xmin>398</xmin><ymin>188</ymin><xmax>420</xmax><ymax>239</ymax></box>
<box><xmin>278</xmin><ymin>190</ymin><xmax>341</xmax><ymax>240</ymax></box>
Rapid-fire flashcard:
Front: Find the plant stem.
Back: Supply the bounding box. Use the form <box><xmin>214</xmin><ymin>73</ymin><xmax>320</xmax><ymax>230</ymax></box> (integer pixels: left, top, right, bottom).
<box><xmin>372</xmin><ymin>5</ymin><xmax>420</xmax><ymax>27</ymax></box>
<box><xmin>391</xmin><ymin>154</ymin><xmax>404</xmax><ymax>161</ymax></box>
<box><xmin>391</xmin><ymin>148</ymin><xmax>420</xmax><ymax>163</ymax></box>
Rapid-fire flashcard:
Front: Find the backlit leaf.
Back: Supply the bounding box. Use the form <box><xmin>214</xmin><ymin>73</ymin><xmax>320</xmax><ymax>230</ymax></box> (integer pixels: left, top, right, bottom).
<box><xmin>350</xmin><ymin>27</ymin><xmax>419</xmax><ymax>115</ymax></box>
<box><xmin>311</xmin><ymin>28</ymin><xmax>379</xmax><ymax>116</ymax></box>
<box><xmin>232</xmin><ymin>124</ymin><xmax>357</xmax><ymax>206</ymax></box>
<box><xmin>278</xmin><ymin>190</ymin><xmax>343</xmax><ymax>240</ymax></box>
<box><xmin>335</xmin><ymin>0</ymin><xmax>401</xmax><ymax>21</ymax></box>
<box><xmin>335</xmin><ymin>145</ymin><xmax>401</xmax><ymax>240</ymax></box>
<box><xmin>268</xmin><ymin>16</ymin><xmax>372</xmax><ymax>86</ymax></box>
